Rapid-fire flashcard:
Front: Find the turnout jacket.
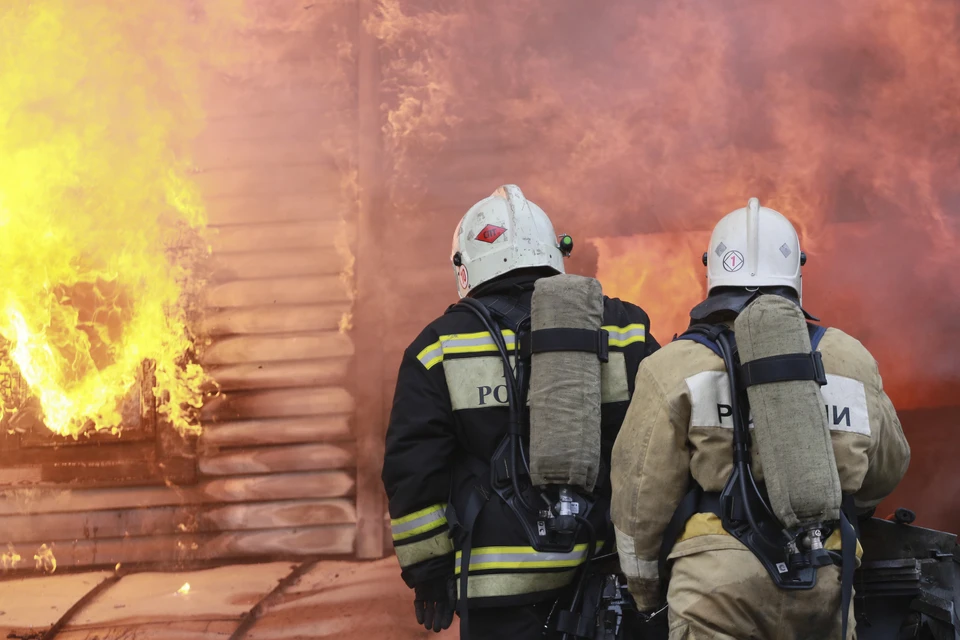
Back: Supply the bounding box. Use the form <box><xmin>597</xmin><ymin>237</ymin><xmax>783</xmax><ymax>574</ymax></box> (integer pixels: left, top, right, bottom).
<box><xmin>382</xmin><ymin>275</ymin><xmax>659</xmax><ymax>607</ymax></box>
<box><xmin>610</xmin><ymin>323</ymin><xmax>911</xmax><ymax>610</ymax></box>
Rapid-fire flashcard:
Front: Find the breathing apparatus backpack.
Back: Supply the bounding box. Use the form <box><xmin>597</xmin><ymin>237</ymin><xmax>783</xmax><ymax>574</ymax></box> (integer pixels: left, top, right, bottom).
<box><xmin>446</xmin><ymin>274</ymin><xmax>612</xmax><ymax>638</ymax></box>
<box><xmin>661</xmin><ymin>294</ymin><xmax>858</xmax><ymax>639</ymax></box>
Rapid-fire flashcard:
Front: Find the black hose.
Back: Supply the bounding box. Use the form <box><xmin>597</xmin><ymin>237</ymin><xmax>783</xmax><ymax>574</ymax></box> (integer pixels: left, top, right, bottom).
<box><xmin>561</xmin><ymin>515</ymin><xmax>597</xmax><ymax>640</ymax></box>
<box><xmin>518</xmin><ymin>434</ymin><xmax>532</xmax><ymax>476</ymax></box>
<box><xmin>457</xmin><ymin>298</ymin><xmax>531</xmax><ymax>511</ymax></box>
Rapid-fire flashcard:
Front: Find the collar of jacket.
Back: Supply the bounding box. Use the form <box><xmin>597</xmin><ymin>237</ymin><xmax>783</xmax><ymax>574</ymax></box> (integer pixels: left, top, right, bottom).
<box><xmin>466</xmin><ymin>271</ymin><xmax>546</xmax><ymax>299</ymax></box>
<box><xmin>689</xmin><ymin>287</ymin><xmax>819</xmax><ymax>325</ymax></box>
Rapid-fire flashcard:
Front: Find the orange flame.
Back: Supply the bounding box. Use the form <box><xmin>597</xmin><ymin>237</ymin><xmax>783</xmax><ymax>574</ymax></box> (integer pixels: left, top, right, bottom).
<box><xmin>1</xmin><ymin>543</ymin><xmax>21</xmax><ymax>571</ymax></box>
<box><xmin>369</xmin><ymin>0</ymin><xmax>960</xmax><ymax>410</ymax></box>
<box><xmin>33</xmin><ymin>543</ymin><xmax>55</xmax><ymax>574</ymax></box>
<box><xmin>0</xmin><ymin>2</ymin><xmax>253</xmax><ymax>437</ymax></box>
<box><xmin>594</xmin><ymin>233</ymin><xmax>708</xmax><ymax>341</ymax></box>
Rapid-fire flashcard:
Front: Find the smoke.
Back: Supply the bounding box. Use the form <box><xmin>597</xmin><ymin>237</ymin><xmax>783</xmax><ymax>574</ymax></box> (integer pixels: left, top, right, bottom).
<box><xmin>370</xmin><ymin>0</ymin><xmax>960</xmax><ymax>409</ymax></box>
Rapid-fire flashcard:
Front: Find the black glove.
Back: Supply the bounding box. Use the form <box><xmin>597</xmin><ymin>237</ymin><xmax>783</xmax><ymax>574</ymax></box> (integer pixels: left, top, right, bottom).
<box><xmin>413</xmin><ymin>575</ymin><xmax>457</xmax><ymax>632</ymax></box>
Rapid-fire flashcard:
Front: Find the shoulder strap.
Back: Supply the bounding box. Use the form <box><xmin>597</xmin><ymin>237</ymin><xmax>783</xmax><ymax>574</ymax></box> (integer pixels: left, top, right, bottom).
<box><xmin>473</xmin><ymin>294</ymin><xmax>530</xmax><ymax>333</ymax></box>
<box><xmin>674</xmin><ymin>323</ymin><xmax>727</xmax><ymax>359</ymax></box>
<box><xmin>677</xmin><ymin>323</ymin><xmax>827</xmax><ymax>359</ymax></box>
<box><xmin>445</xmin><ymin>294</ymin><xmax>531</xmax><ymax>332</ymax></box>
<box><xmin>808</xmin><ymin>324</ymin><xmax>827</xmax><ymax>350</ymax></box>
<box><xmin>475</xmin><ymin>293</ymin><xmax>610</xmax><ymax>362</ymax></box>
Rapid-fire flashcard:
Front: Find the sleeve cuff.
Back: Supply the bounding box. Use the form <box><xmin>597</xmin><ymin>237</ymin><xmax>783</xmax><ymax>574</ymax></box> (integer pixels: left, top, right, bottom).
<box><xmin>395</xmin><ymin>529</ymin><xmax>454</xmax><ymax>568</ymax></box>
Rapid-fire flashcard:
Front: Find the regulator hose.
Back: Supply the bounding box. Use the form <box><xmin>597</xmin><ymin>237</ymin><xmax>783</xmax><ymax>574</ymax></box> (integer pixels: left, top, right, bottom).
<box><xmin>561</xmin><ymin>514</ymin><xmax>597</xmax><ymax>640</ymax></box>
<box><xmin>457</xmin><ymin>297</ymin><xmax>531</xmax><ymax>510</ymax></box>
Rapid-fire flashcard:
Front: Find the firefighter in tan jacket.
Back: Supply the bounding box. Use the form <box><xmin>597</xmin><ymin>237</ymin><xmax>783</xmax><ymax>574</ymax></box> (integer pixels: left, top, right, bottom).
<box><xmin>611</xmin><ymin>199</ymin><xmax>910</xmax><ymax>640</ymax></box>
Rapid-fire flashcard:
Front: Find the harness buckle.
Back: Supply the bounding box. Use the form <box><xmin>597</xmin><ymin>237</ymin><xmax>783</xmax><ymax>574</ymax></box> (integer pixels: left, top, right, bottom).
<box><xmin>597</xmin><ymin>329</ymin><xmax>609</xmax><ymax>363</ymax></box>
<box><xmin>811</xmin><ymin>351</ymin><xmax>827</xmax><ymax>386</ymax></box>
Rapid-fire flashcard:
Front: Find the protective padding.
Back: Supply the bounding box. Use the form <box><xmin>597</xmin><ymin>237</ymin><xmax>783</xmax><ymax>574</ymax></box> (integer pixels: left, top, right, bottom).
<box><xmin>529</xmin><ymin>274</ymin><xmax>603</xmax><ymax>491</ymax></box>
<box><xmin>735</xmin><ymin>295</ymin><xmax>842</xmax><ymax>528</ymax></box>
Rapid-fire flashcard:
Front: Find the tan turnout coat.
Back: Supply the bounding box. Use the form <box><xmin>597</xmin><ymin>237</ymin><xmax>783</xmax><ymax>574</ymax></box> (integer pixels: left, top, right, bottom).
<box><xmin>611</xmin><ymin>326</ymin><xmax>910</xmax><ymax>639</ymax></box>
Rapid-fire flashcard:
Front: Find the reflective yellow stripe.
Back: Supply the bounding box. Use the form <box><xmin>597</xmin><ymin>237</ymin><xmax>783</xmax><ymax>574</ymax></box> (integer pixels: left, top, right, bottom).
<box><xmin>454</xmin><ymin>542</ymin><xmax>602</xmax><ymax>573</ymax></box>
<box><xmin>440</xmin><ymin>330</ymin><xmax>516</xmax><ymax>355</ymax></box>
<box><xmin>455</xmin><ymin>543</ymin><xmax>592</xmax><ymax>557</ymax></box>
<box><xmin>442</xmin><ymin>330</ymin><xmax>516</xmax><ymax>342</ymax></box>
<box><xmin>416</xmin><ymin>341</ymin><xmax>443</xmax><ymax>370</ymax></box>
<box><xmin>678</xmin><ymin>513</ymin><xmax>863</xmax><ymax>560</ymax></box>
<box><xmin>391</xmin><ymin>517</ymin><xmax>447</xmax><ymax>542</ymax></box>
<box><xmin>391</xmin><ymin>503</ymin><xmax>447</xmax><ymax>526</ymax></box>
<box><xmin>421</xmin><ymin>323</ymin><xmax>644</xmax><ymax>370</ymax></box>
<box><xmin>417</xmin><ymin>330</ymin><xmax>518</xmax><ymax>370</ymax></box>
<box><xmin>603</xmin><ymin>323</ymin><xmax>647</xmax><ymax>348</ymax></box>
<box><xmin>391</xmin><ymin>504</ymin><xmax>448</xmax><ymax>541</ymax></box>
<box><xmin>395</xmin><ymin>530</ymin><xmax>454</xmax><ymax>568</ymax></box>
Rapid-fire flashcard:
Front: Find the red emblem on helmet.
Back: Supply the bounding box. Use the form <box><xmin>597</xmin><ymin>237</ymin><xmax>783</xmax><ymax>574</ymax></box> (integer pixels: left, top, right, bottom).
<box><xmin>475</xmin><ymin>224</ymin><xmax>507</xmax><ymax>244</ymax></box>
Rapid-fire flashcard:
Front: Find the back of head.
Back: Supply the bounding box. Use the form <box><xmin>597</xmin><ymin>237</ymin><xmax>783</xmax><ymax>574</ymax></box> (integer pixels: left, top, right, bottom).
<box><xmin>450</xmin><ymin>185</ymin><xmax>566</xmax><ymax>298</ymax></box>
<box><xmin>705</xmin><ymin>197</ymin><xmax>803</xmax><ymax>300</ymax></box>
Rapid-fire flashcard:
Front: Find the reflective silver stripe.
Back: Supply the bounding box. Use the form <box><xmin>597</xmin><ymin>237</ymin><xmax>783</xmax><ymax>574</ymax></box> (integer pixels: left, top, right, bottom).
<box><xmin>457</xmin><ymin>569</ymin><xmax>578</xmax><ymax>599</ymax></box>
<box><xmin>391</xmin><ymin>505</ymin><xmax>447</xmax><ymax>541</ymax></box>
<box><xmin>455</xmin><ymin>544</ymin><xmax>593</xmax><ymax>572</ymax></box>
<box><xmin>440</xmin><ymin>332</ymin><xmax>516</xmax><ymax>353</ymax></box>
<box><xmin>606</xmin><ymin>325</ymin><xmax>646</xmax><ymax>346</ymax></box>
<box><xmin>395</xmin><ymin>530</ymin><xmax>454</xmax><ymax>568</ymax></box>
<box><xmin>417</xmin><ymin>344</ymin><xmax>443</xmax><ymax>369</ymax></box>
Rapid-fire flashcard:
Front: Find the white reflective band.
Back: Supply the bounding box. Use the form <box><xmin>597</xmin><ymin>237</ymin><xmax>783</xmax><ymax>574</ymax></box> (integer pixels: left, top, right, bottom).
<box><xmin>604</xmin><ymin>324</ymin><xmax>646</xmax><ymax>347</ymax></box>
<box><xmin>615</xmin><ymin>525</ymin><xmax>658</xmax><ymax>580</ymax></box>
<box><xmin>395</xmin><ymin>530</ymin><xmax>454</xmax><ymax>568</ymax></box>
<box><xmin>601</xmin><ymin>352</ymin><xmax>629</xmax><ymax>403</ymax></box>
<box><xmin>444</xmin><ymin>356</ymin><xmax>512</xmax><ymax>411</ymax></box>
<box><xmin>454</xmin><ymin>542</ymin><xmax>599</xmax><ymax>573</ymax></box>
<box><xmin>686</xmin><ymin>370</ymin><xmax>871</xmax><ymax>436</ymax></box>
<box><xmin>457</xmin><ymin>569</ymin><xmax>578</xmax><ymax>599</ymax></box>
<box><xmin>391</xmin><ymin>504</ymin><xmax>447</xmax><ymax>541</ymax></box>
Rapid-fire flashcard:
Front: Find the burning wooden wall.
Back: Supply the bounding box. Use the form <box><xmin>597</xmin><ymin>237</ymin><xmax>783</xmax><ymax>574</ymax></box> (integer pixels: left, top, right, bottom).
<box><xmin>0</xmin><ymin>1</ymin><xmax>383</xmax><ymax>571</ymax></box>
<box><xmin>191</xmin><ymin>0</ymin><xmax>361</xmax><ymax>561</ymax></box>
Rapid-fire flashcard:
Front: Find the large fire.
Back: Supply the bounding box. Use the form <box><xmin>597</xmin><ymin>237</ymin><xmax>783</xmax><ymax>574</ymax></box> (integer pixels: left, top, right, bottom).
<box><xmin>0</xmin><ymin>2</ymin><xmax>240</xmax><ymax>437</ymax></box>
<box><xmin>371</xmin><ymin>0</ymin><xmax>960</xmax><ymax>412</ymax></box>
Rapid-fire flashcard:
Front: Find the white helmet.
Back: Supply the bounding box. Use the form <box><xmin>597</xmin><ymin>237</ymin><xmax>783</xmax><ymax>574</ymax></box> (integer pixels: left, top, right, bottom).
<box><xmin>705</xmin><ymin>197</ymin><xmax>804</xmax><ymax>299</ymax></box>
<box><xmin>451</xmin><ymin>185</ymin><xmax>566</xmax><ymax>298</ymax></box>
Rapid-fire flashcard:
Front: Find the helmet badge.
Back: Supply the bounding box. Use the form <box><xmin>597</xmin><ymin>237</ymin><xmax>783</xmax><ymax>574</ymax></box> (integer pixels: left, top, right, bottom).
<box><xmin>475</xmin><ymin>224</ymin><xmax>507</xmax><ymax>244</ymax></box>
<box><xmin>722</xmin><ymin>250</ymin><xmax>745</xmax><ymax>272</ymax></box>
<box><xmin>457</xmin><ymin>265</ymin><xmax>469</xmax><ymax>290</ymax></box>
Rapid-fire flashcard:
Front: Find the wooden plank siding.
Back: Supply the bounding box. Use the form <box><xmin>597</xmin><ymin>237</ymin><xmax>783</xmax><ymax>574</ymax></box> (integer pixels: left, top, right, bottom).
<box><xmin>187</xmin><ymin>0</ymin><xmax>363</xmax><ymax>566</ymax></box>
<box><xmin>351</xmin><ymin>0</ymin><xmax>387</xmax><ymax>558</ymax></box>
<box><xmin>0</xmin><ymin>2</ymin><xmax>367</xmax><ymax>570</ymax></box>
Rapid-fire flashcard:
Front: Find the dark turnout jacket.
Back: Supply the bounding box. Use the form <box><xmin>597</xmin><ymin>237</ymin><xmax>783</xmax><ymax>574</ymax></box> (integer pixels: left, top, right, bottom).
<box><xmin>382</xmin><ymin>274</ymin><xmax>659</xmax><ymax>608</ymax></box>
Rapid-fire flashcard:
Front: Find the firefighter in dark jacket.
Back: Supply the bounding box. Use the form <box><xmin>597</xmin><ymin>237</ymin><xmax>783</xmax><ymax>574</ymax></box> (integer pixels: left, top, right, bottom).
<box><xmin>381</xmin><ymin>185</ymin><xmax>660</xmax><ymax>639</ymax></box>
